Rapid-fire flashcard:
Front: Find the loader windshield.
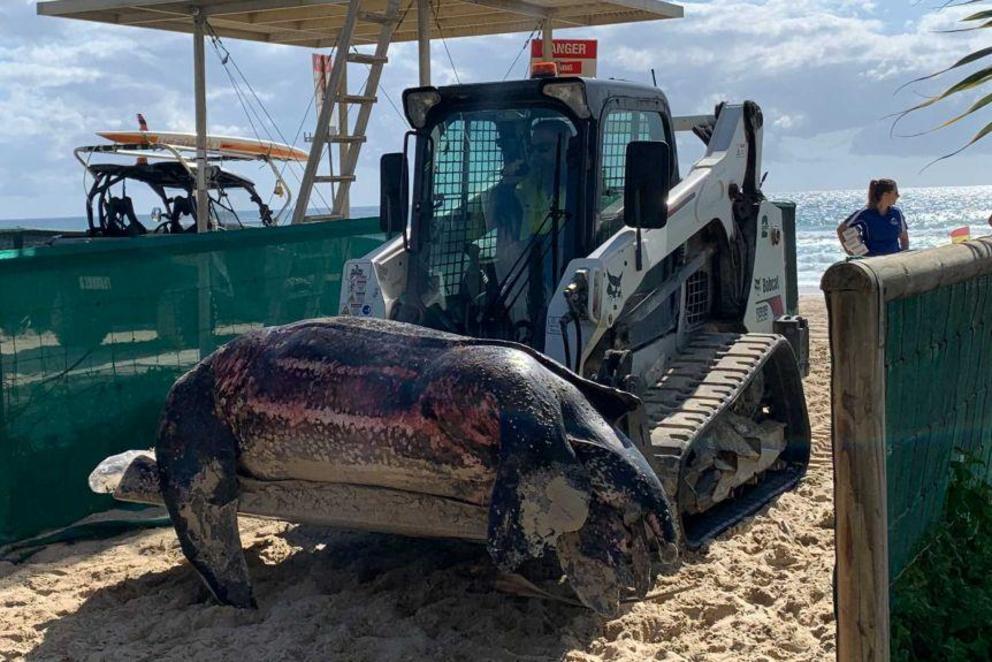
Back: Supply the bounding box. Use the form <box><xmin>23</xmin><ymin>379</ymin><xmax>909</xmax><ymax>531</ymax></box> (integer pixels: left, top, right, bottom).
<box><xmin>410</xmin><ymin>106</ymin><xmax>578</xmax><ymax>347</ymax></box>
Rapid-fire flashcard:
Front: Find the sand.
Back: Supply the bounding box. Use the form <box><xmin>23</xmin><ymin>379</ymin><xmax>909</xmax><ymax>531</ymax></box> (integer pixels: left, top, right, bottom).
<box><xmin>0</xmin><ymin>296</ymin><xmax>835</xmax><ymax>662</ymax></box>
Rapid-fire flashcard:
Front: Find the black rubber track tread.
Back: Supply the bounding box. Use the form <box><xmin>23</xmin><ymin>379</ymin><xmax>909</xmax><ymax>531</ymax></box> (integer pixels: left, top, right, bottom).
<box><xmin>641</xmin><ymin>332</ymin><xmax>808</xmax><ymax>548</ymax></box>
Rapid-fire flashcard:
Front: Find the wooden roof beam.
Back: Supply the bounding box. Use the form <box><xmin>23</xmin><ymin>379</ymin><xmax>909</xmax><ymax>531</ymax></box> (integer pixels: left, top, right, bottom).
<box><xmin>37</xmin><ymin>0</ymin><xmax>682</xmax><ymax>46</ymax></box>
<box><xmin>199</xmin><ymin>0</ymin><xmax>348</xmax><ymax>17</ymax></box>
<box><xmin>37</xmin><ymin>0</ymin><xmax>177</xmax><ymax>15</ymax></box>
<box><xmin>270</xmin><ymin>3</ymin><xmax>558</xmax><ymax>35</ymax></box>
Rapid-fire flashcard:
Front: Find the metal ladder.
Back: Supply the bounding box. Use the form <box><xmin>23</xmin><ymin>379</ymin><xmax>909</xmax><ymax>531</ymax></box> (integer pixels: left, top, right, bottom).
<box><xmin>292</xmin><ymin>0</ymin><xmax>401</xmax><ymax>224</ymax></box>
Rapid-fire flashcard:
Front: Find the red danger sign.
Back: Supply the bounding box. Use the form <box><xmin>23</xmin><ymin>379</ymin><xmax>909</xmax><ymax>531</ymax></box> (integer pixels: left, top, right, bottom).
<box><xmin>530</xmin><ymin>39</ymin><xmax>598</xmax><ymax>77</ymax></box>
<box><xmin>530</xmin><ymin>39</ymin><xmax>598</xmax><ymax>59</ymax></box>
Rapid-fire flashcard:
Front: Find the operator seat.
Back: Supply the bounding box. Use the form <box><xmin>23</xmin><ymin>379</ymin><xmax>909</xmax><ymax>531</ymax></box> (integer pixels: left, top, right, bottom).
<box><xmin>105</xmin><ymin>196</ymin><xmax>147</xmax><ymax>236</ymax></box>
<box><xmin>169</xmin><ymin>195</ymin><xmax>196</xmax><ymax>233</ymax></box>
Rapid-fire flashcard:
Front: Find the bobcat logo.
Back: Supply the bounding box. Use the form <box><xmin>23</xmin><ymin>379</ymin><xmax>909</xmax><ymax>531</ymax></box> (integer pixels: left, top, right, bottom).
<box><xmin>607</xmin><ymin>271</ymin><xmax>623</xmax><ymax>300</ymax></box>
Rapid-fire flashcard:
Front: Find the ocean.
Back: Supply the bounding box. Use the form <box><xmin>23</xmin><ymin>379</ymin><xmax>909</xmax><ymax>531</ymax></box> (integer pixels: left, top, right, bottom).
<box><xmin>777</xmin><ymin>185</ymin><xmax>992</xmax><ymax>293</ymax></box>
<box><xmin>3</xmin><ymin>186</ymin><xmax>990</xmax><ymax>294</ymax></box>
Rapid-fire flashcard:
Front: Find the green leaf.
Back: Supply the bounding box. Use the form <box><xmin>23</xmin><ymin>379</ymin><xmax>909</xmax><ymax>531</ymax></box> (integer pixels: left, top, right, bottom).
<box><xmin>961</xmin><ymin>9</ymin><xmax>992</xmax><ymax>22</ymax></box>
<box><xmin>895</xmin><ymin>2</ymin><xmax>992</xmax><ymax>166</ymax></box>
<box><xmin>894</xmin><ymin>66</ymin><xmax>992</xmax><ymax>123</ymax></box>
<box><xmin>891</xmin><ymin>452</ymin><xmax>992</xmax><ymax>659</ymax></box>
<box><xmin>895</xmin><ymin>46</ymin><xmax>992</xmax><ymax>93</ymax></box>
<box><xmin>939</xmin><ymin>0</ymin><xmax>990</xmax><ymax>8</ymax></box>
<box><xmin>902</xmin><ymin>92</ymin><xmax>992</xmax><ymax>137</ymax></box>
<box><xmin>939</xmin><ymin>18</ymin><xmax>992</xmax><ymax>33</ymax></box>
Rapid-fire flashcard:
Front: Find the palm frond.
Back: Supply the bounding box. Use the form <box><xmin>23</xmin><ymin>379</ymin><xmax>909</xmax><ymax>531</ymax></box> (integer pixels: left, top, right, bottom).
<box><xmin>937</xmin><ymin>0</ymin><xmax>988</xmax><ymax>8</ymax></box>
<box><xmin>895</xmin><ymin>66</ymin><xmax>992</xmax><ymax>119</ymax></box>
<box><xmin>896</xmin><ymin>2</ymin><xmax>992</xmax><ymax>157</ymax></box>
<box><xmin>961</xmin><ymin>9</ymin><xmax>992</xmax><ymax>21</ymax></box>
<box><xmin>922</xmin><ymin>120</ymin><xmax>992</xmax><ymax>170</ymax></box>
<box><xmin>937</xmin><ymin>18</ymin><xmax>992</xmax><ymax>33</ymax></box>
<box><xmin>894</xmin><ymin>46</ymin><xmax>992</xmax><ymax>93</ymax></box>
<box><xmin>898</xmin><ymin>91</ymin><xmax>992</xmax><ymax>137</ymax></box>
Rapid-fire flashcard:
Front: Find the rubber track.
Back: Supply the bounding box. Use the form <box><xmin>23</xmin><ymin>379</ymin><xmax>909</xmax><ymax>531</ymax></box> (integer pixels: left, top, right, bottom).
<box><xmin>642</xmin><ymin>332</ymin><xmax>802</xmax><ymax>547</ymax></box>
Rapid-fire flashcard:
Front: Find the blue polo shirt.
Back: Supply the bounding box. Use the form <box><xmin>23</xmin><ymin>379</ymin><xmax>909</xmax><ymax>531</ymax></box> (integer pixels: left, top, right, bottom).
<box><xmin>843</xmin><ymin>206</ymin><xmax>906</xmax><ymax>256</ymax></box>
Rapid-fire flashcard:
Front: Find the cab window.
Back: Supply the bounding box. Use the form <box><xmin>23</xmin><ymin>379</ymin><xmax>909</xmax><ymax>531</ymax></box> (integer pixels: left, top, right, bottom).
<box><xmin>598</xmin><ymin>110</ymin><xmax>666</xmax><ymax>214</ymax></box>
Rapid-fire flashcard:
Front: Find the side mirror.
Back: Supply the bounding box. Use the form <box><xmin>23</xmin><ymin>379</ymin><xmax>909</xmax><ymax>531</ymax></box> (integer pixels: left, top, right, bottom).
<box><xmin>623</xmin><ymin>141</ymin><xmax>671</xmax><ymax>230</ymax></box>
<box><xmin>379</xmin><ymin>152</ymin><xmax>408</xmax><ymax>235</ymax></box>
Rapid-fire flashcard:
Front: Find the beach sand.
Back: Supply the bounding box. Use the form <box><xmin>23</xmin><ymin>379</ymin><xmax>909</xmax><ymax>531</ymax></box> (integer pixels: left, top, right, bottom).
<box><xmin>0</xmin><ymin>296</ymin><xmax>834</xmax><ymax>662</ymax></box>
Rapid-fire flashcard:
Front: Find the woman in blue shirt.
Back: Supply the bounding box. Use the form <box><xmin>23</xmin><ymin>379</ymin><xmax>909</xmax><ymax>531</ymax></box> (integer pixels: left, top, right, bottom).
<box><xmin>836</xmin><ymin>179</ymin><xmax>910</xmax><ymax>256</ymax></box>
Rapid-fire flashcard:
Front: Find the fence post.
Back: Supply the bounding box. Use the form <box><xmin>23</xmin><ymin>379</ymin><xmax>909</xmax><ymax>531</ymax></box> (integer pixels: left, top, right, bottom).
<box><xmin>824</xmin><ymin>262</ymin><xmax>890</xmax><ymax>662</ymax></box>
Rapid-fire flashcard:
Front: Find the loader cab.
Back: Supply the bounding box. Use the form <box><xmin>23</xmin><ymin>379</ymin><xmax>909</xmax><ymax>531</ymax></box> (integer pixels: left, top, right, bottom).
<box><xmin>386</xmin><ymin>78</ymin><xmax>678</xmax><ymax>350</ymax></box>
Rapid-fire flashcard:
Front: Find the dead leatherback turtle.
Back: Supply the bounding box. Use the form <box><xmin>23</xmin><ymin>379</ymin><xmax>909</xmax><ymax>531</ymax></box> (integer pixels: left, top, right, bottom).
<box><xmin>96</xmin><ymin>317</ymin><xmax>679</xmax><ymax>615</ymax></box>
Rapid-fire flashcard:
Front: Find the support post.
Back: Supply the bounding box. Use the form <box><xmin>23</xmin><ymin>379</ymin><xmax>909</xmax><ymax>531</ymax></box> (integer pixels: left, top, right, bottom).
<box><xmin>325</xmin><ymin>58</ymin><xmax>335</xmax><ymax>209</ymax></box>
<box><xmin>192</xmin><ymin>11</ymin><xmax>213</xmax><ymax>357</ymax></box>
<box><xmin>542</xmin><ymin>19</ymin><xmax>553</xmax><ymax>62</ymax></box>
<box><xmin>418</xmin><ymin>0</ymin><xmax>431</xmax><ymax>86</ymax></box>
<box><xmin>824</xmin><ymin>264</ymin><xmax>890</xmax><ymax>662</ymax></box>
<box><xmin>193</xmin><ymin>11</ymin><xmax>210</xmax><ymax>233</ymax></box>
<box><xmin>338</xmin><ymin>63</ymin><xmax>350</xmax><ymax>218</ymax></box>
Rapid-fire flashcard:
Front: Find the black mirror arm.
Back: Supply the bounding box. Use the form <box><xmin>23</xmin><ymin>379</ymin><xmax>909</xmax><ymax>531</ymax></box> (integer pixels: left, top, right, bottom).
<box><xmin>634</xmin><ymin>195</ymin><xmax>643</xmax><ymax>272</ymax></box>
<box><xmin>550</xmin><ymin>133</ymin><xmax>564</xmax><ymax>281</ymax></box>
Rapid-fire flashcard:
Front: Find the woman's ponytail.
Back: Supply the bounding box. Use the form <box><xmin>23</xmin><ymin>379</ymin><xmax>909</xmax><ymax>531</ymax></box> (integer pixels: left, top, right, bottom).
<box><xmin>867</xmin><ymin>178</ymin><xmax>897</xmax><ymax>210</ymax></box>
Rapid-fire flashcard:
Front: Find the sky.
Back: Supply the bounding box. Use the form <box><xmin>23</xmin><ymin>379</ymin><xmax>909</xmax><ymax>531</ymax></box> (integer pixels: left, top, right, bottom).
<box><xmin>1</xmin><ymin>0</ymin><xmax>991</xmax><ymax>220</ymax></box>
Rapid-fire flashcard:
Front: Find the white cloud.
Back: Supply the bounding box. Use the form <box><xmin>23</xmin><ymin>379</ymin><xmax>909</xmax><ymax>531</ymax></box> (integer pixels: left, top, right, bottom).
<box><xmin>602</xmin><ymin>0</ymin><xmax>984</xmax><ymax>81</ymax></box>
<box><xmin>773</xmin><ymin>112</ymin><xmax>806</xmax><ymax>130</ymax></box>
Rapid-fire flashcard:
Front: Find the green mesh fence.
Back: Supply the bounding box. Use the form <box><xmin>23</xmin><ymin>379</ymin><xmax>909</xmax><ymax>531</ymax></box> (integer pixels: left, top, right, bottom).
<box><xmin>0</xmin><ymin>219</ymin><xmax>384</xmax><ymax>546</ymax></box>
<box><xmin>885</xmin><ymin>274</ymin><xmax>992</xmax><ymax>581</ymax></box>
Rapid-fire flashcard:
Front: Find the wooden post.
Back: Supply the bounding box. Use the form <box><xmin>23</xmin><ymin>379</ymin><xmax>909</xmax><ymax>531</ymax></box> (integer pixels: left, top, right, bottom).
<box><xmin>323</xmin><ymin>56</ymin><xmax>336</xmax><ymax>212</ymax></box>
<box><xmin>192</xmin><ymin>10</ymin><xmax>213</xmax><ymax>359</ymax></box>
<box><xmin>823</xmin><ymin>263</ymin><xmax>890</xmax><ymax>662</ymax></box>
<box><xmin>192</xmin><ymin>10</ymin><xmax>210</xmax><ymax>233</ymax></box>
<box><xmin>338</xmin><ymin>62</ymin><xmax>350</xmax><ymax>218</ymax></box>
<box><xmin>542</xmin><ymin>19</ymin><xmax>553</xmax><ymax>62</ymax></box>
<box><xmin>418</xmin><ymin>0</ymin><xmax>431</xmax><ymax>86</ymax></box>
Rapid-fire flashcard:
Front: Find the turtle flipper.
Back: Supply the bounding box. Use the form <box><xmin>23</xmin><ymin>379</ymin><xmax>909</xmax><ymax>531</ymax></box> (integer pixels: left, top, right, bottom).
<box><xmin>555</xmin><ymin>434</ymin><xmax>681</xmax><ymax>616</ymax></box>
<box><xmin>165</xmin><ymin>490</ymin><xmax>254</xmax><ymax>609</ymax></box>
<box><xmin>555</xmin><ymin>499</ymin><xmax>642</xmax><ymax>617</ymax></box>
<box><xmin>156</xmin><ymin>365</ymin><xmax>256</xmax><ymax>609</ymax></box>
<box><xmin>487</xmin><ymin>411</ymin><xmax>591</xmax><ymax>571</ymax></box>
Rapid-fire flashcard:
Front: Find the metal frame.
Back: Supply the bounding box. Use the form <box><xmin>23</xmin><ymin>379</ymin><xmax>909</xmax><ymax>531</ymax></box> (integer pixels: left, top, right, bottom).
<box><xmin>74</xmin><ymin>142</ymin><xmax>296</xmax><ymax>224</ymax></box>
<box><xmin>193</xmin><ymin>10</ymin><xmax>210</xmax><ymax>232</ymax></box>
<box><xmin>292</xmin><ymin>0</ymin><xmax>363</xmax><ymax>223</ymax></box>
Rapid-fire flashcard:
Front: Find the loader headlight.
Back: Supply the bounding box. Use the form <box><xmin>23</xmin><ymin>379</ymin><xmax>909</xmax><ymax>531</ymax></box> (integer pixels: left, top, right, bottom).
<box><xmin>542</xmin><ymin>81</ymin><xmax>590</xmax><ymax>119</ymax></box>
<box><xmin>403</xmin><ymin>88</ymin><xmax>441</xmax><ymax>129</ymax></box>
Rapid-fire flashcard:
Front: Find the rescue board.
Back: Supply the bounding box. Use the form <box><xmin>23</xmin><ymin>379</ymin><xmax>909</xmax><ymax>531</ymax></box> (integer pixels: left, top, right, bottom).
<box><xmin>96</xmin><ymin>131</ymin><xmax>308</xmax><ymax>162</ymax></box>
